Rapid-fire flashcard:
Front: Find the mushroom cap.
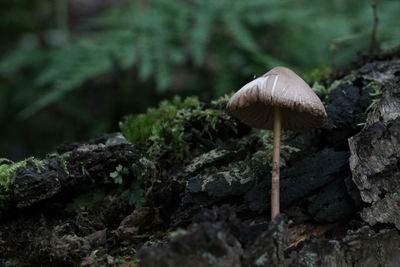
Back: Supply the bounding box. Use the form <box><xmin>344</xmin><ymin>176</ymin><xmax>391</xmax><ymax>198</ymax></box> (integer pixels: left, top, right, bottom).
<box><xmin>226</xmin><ymin>66</ymin><xmax>328</xmax><ymax>131</ymax></box>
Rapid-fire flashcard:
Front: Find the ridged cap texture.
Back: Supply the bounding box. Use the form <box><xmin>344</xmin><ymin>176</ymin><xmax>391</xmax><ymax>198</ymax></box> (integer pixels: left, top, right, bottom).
<box><xmin>226</xmin><ymin>66</ymin><xmax>327</xmax><ymax>131</ymax></box>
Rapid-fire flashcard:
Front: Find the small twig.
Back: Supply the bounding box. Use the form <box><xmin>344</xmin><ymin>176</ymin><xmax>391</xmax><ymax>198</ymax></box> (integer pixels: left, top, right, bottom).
<box><xmin>370</xmin><ymin>0</ymin><xmax>379</xmax><ymax>53</ymax></box>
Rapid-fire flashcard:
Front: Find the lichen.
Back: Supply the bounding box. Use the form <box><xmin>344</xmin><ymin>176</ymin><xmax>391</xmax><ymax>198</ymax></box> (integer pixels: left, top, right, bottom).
<box><xmin>298</xmin><ymin>252</ymin><xmax>318</xmax><ymax>267</ymax></box>
<box><xmin>180</xmin><ymin>148</ymin><xmax>233</xmax><ymax>177</ymax></box>
<box><xmin>186</xmin><ymin>159</ymin><xmax>257</xmax><ymax>197</ymax></box>
<box><xmin>254</xmin><ymin>252</ymin><xmax>269</xmax><ymax>266</ymax></box>
<box><xmin>184</xmin><ymin>130</ymin><xmax>301</xmax><ymax>200</ymax></box>
<box><xmin>169</xmin><ymin>228</ymin><xmax>188</xmax><ymax>238</ymax></box>
<box><xmin>200</xmin><ymin>252</ymin><xmax>218</xmax><ymax>265</ymax></box>
<box><xmin>254</xmin><ymin>130</ymin><xmax>300</xmax><ymax>168</ymax></box>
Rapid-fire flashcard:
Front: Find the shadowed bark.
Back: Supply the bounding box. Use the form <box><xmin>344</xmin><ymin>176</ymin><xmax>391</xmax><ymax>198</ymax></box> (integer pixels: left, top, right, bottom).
<box><xmin>1</xmin><ymin>49</ymin><xmax>400</xmax><ymax>266</ymax></box>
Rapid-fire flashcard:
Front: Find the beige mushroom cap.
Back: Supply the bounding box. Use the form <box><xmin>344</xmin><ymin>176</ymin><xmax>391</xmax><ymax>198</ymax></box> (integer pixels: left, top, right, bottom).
<box><xmin>226</xmin><ymin>66</ymin><xmax>328</xmax><ymax>131</ymax></box>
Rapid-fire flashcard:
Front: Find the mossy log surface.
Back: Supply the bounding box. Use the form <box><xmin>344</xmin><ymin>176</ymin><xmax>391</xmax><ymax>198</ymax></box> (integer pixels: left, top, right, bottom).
<box><xmin>1</xmin><ymin>49</ymin><xmax>400</xmax><ymax>266</ymax></box>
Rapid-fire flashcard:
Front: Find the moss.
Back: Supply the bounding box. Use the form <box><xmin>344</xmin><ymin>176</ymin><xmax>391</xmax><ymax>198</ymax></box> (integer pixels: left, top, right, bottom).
<box><xmin>304</xmin><ymin>65</ymin><xmax>332</xmax><ymax>84</ymax></box>
<box><xmin>59</xmin><ymin>155</ymin><xmax>70</xmax><ymax>175</ymax></box>
<box><xmin>210</xmin><ymin>93</ymin><xmax>234</xmax><ymax>109</ymax></box>
<box><xmin>120</xmin><ymin>96</ymin><xmax>200</xmax><ymax>144</ymax></box>
<box><xmin>312</xmin><ymin>71</ymin><xmax>357</xmax><ymax>103</ymax></box>
<box><xmin>0</xmin><ymin>158</ymin><xmax>45</xmax><ymax>208</ymax></box>
<box><xmin>312</xmin><ymin>82</ymin><xmax>330</xmax><ymax>102</ymax></box>
<box><xmin>355</xmin><ymin>81</ymin><xmax>384</xmax><ymax>126</ymax></box>
<box><xmin>0</xmin><ymin>157</ymin><xmax>46</xmax><ymax>205</ymax></box>
<box><xmin>329</xmin><ymin>72</ymin><xmax>357</xmax><ymax>90</ymax></box>
<box><xmin>47</xmin><ymin>152</ymin><xmax>70</xmax><ymax>175</ymax></box>
<box><xmin>363</xmin><ymin>81</ymin><xmax>383</xmax><ymax>92</ymax></box>
<box><xmin>31</xmin><ymin>158</ymin><xmax>45</xmax><ymax>172</ymax></box>
<box><xmin>120</xmin><ymin>95</ymin><xmax>240</xmax><ymax>167</ymax></box>
<box><xmin>0</xmin><ymin>159</ymin><xmax>28</xmax><ymax>191</ymax></box>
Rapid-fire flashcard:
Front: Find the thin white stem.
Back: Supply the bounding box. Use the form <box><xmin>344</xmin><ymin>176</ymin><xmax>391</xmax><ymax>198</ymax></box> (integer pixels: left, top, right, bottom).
<box><xmin>271</xmin><ymin>106</ymin><xmax>281</xmax><ymax>219</ymax></box>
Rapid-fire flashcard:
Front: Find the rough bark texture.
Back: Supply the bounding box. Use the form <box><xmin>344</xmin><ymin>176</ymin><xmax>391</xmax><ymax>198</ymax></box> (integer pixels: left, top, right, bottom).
<box><xmin>8</xmin><ymin>133</ymin><xmax>138</xmax><ymax>210</ymax></box>
<box><xmin>1</xmin><ymin>49</ymin><xmax>400</xmax><ymax>266</ymax></box>
<box><xmin>349</xmin><ymin>60</ymin><xmax>400</xmax><ymax>229</ymax></box>
<box><xmin>139</xmin><ymin>222</ymin><xmax>243</xmax><ymax>267</ymax></box>
<box><xmin>287</xmin><ymin>226</ymin><xmax>400</xmax><ymax>266</ymax></box>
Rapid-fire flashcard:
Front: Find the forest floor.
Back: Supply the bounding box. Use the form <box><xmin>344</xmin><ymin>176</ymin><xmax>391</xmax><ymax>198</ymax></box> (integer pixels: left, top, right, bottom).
<box><xmin>1</xmin><ymin>47</ymin><xmax>400</xmax><ymax>266</ymax></box>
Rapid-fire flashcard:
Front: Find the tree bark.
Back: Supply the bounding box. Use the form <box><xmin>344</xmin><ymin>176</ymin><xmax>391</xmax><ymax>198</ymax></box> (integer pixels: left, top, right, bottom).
<box><xmin>1</xmin><ymin>48</ymin><xmax>400</xmax><ymax>266</ymax></box>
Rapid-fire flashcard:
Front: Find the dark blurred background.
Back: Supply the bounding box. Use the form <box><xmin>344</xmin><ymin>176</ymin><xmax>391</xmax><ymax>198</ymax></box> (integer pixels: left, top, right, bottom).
<box><xmin>1</xmin><ymin>0</ymin><xmax>399</xmax><ymax>160</ymax></box>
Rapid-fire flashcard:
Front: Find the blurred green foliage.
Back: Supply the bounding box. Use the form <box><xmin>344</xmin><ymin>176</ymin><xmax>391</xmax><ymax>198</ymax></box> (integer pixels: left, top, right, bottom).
<box><xmin>0</xmin><ymin>0</ymin><xmax>399</xmax><ymax>159</ymax></box>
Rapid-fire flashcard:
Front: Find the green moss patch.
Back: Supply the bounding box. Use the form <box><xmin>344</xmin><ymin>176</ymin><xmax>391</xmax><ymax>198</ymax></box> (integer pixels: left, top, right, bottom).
<box><xmin>120</xmin><ymin>95</ymin><xmax>241</xmax><ymax>167</ymax></box>
<box><xmin>120</xmin><ymin>96</ymin><xmax>200</xmax><ymax>144</ymax></box>
<box><xmin>0</xmin><ymin>159</ymin><xmax>27</xmax><ymax>191</ymax></box>
<box><xmin>0</xmin><ymin>158</ymin><xmax>45</xmax><ymax>200</ymax></box>
<box><xmin>312</xmin><ymin>71</ymin><xmax>357</xmax><ymax>102</ymax></box>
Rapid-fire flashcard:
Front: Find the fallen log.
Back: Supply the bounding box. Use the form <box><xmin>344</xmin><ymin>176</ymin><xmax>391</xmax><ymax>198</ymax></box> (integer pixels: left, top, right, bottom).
<box><xmin>1</xmin><ymin>48</ymin><xmax>400</xmax><ymax>266</ymax></box>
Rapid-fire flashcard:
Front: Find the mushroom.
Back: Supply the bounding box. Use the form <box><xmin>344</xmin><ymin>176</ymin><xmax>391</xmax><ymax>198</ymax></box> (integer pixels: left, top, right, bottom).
<box><xmin>225</xmin><ymin>66</ymin><xmax>327</xmax><ymax>219</ymax></box>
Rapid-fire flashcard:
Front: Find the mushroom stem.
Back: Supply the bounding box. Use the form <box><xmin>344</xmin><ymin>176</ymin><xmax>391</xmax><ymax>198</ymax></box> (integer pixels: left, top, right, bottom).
<box><xmin>271</xmin><ymin>106</ymin><xmax>281</xmax><ymax>219</ymax></box>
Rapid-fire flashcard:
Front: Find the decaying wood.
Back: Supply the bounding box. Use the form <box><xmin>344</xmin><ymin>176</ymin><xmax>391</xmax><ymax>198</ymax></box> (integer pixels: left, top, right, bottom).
<box><xmin>1</xmin><ymin>49</ymin><xmax>400</xmax><ymax>266</ymax></box>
